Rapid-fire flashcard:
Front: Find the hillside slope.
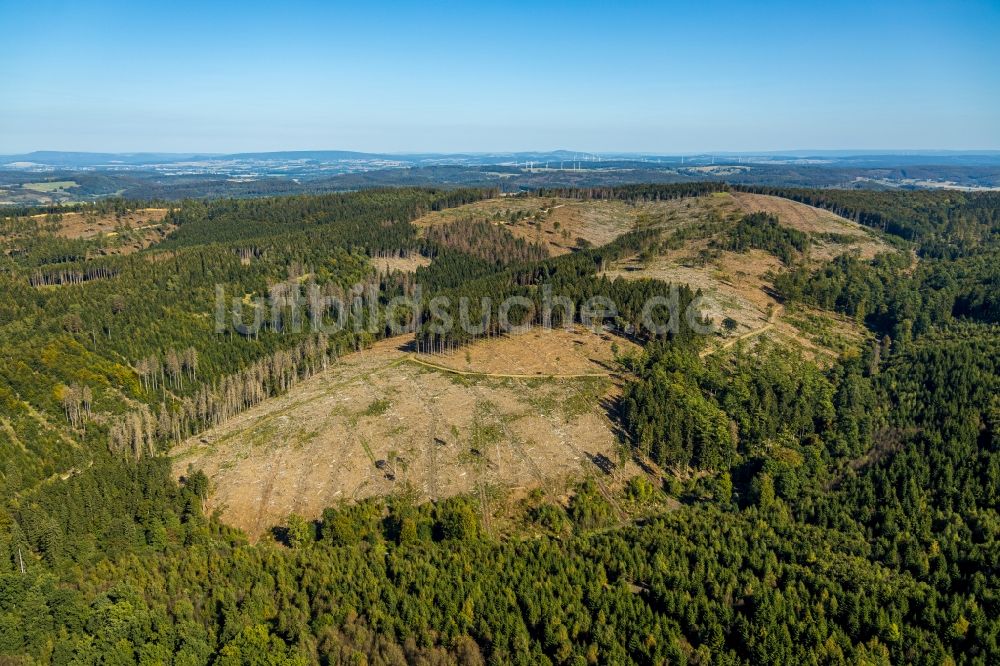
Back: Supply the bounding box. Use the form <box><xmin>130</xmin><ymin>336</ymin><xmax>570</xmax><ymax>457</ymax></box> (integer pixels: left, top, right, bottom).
<box><xmin>172</xmin><ymin>329</ymin><xmax>635</xmax><ymax>538</ymax></box>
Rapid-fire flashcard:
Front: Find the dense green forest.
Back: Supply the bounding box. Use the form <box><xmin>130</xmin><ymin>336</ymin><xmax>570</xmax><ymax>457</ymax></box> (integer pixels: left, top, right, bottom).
<box><xmin>0</xmin><ymin>184</ymin><xmax>998</xmax><ymax>664</ymax></box>
<box><xmin>711</xmin><ymin>212</ymin><xmax>808</xmax><ymax>265</ymax></box>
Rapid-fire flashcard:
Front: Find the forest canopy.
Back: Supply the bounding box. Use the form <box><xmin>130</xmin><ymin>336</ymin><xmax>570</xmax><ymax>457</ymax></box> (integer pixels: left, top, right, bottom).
<box><xmin>0</xmin><ymin>184</ymin><xmax>998</xmax><ymax>664</ymax></box>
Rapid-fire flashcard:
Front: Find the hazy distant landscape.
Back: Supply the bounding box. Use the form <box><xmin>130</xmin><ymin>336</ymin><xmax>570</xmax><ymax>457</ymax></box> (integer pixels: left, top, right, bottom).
<box><xmin>3</xmin><ymin>149</ymin><xmax>1000</xmax><ymax>206</ymax></box>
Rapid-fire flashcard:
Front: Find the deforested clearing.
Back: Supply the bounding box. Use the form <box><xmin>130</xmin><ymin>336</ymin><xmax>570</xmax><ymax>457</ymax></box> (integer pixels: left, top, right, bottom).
<box><xmin>2</xmin><ymin>206</ymin><xmax>175</xmax><ymax>255</ymax></box>
<box><xmin>413</xmin><ymin>191</ymin><xmax>888</xmax><ymax>258</ymax></box>
<box><xmin>171</xmin><ymin>328</ymin><xmax>629</xmax><ymax>539</ymax></box>
<box><xmin>50</xmin><ymin>207</ymin><xmax>171</xmax><ymax>241</ymax></box>
<box><xmin>729</xmin><ymin>191</ymin><xmax>888</xmax><ymax>259</ymax></box>
<box><xmin>373</xmin><ymin>253</ymin><xmax>432</xmax><ymax>274</ymax></box>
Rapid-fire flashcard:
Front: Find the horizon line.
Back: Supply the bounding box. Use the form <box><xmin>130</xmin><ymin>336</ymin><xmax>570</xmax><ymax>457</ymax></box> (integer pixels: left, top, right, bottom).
<box><xmin>5</xmin><ymin>148</ymin><xmax>1000</xmax><ymax>158</ymax></box>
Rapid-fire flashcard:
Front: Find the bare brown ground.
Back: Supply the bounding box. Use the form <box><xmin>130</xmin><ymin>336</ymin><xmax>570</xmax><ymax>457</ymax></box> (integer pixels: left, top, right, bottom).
<box><xmin>4</xmin><ymin>207</ymin><xmax>176</xmax><ymax>255</ymax></box>
<box><xmin>603</xmin><ymin>248</ymin><xmax>782</xmax><ymax>336</ymax></box>
<box><xmin>424</xmin><ymin>326</ymin><xmax>639</xmax><ymax>376</ymax></box>
<box><xmin>414</xmin><ymin>193</ymin><xmax>746</xmax><ymax>256</ymax></box>
<box><xmin>413</xmin><ymin>197</ymin><xmax>641</xmax><ymax>255</ymax></box>
<box><xmin>604</xmin><ymin>245</ymin><xmax>867</xmax><ymax>361</ymax></box>
<box><xmin>604</xmin><ymin>247</ymin><xmax>865</xmax><ymax>362</ymax></box>
<box><xmin>373</xmin><ymin>254</ymin><xmax>431</xmax><ymax>274</ymax></box>
<box><xmin>593</xmin><ymin>192</ymin><xmax>882</xmax><ymax>358</ymax></box>
<box><xmin>171</xmin><ymin>329</ymin><xmax>630</xmax><ymax>540</ymax></box>
<box><xmin>414</xmin><ymin>193</ymin><xmax>877</xmax><ymax>359</ymax></box>
<box><xmin>46</xmin><ymin>208</ymin><xmax>170</xmax><ymax>239</ymax></box>
<box><xmin>730</xmin><ymin>192</ymin><xmax>888</xmax><ymax>260</ymax></box>
<box><xmin>730</xmin><ymin>192</ymin><xmax>858</xmax><ymax>234</ymax></box>
<box><xmin>414</xmin><ymin>191</ymin><xmax>886</xmax><ymax>261</ymax></box>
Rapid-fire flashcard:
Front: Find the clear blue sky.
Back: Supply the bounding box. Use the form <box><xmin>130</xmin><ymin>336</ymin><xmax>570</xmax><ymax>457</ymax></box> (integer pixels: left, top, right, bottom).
<box><xmin>2</xmin><ymin>0</ymin><xmax>998</xmax><ymax>153</ymax></box>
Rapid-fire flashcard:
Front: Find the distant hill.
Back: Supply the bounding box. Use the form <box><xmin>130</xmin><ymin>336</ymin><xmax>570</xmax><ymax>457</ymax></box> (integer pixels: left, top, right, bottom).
<box><xmin>2</xmin><ymin>150</ymin><xmax>999</xmax><ymax>206</ymax></box>
<box><xmin>5</xmin><ymin>149</ymin><xmax>1000</xmax><ymax>170</ymax></box>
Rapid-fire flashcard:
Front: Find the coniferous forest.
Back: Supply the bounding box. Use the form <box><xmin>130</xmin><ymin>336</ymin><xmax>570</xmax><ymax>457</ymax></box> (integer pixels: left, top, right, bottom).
<box><xmin>0</xmin><ymin>182</ymin><xmax>998</xmax><ymax>665</ymax></box>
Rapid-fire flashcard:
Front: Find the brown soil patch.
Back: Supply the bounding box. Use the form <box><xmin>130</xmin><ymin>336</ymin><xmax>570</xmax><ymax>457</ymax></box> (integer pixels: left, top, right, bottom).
<box><xmin>171</xmin><ymin>329</ymin><xmax>628</xmax><ymax>540</ymax></box>
<box><xmin>414</xmin><ymin>197</ymin><xmax>636</xmax><ymax>255</ymax></box>
<box><xmin>730</xmin><ymin>192</ymin><xmax>861</xmax><ymax>235</ymax></box>
<box><xmin>415</xmin><ymin>191</ymin><xmax>888</xmax><ymax>261</ymax></box>
<box><xmin>373</xmin><ymin>254</ymin><xmax>432</xmax><ymax>274</ymax></box>
<box><xmin>414</xmin><ymin>192</ymin><xmax>879</xmax><ymax>360</ymax></box>
<box><xmin>3</xmin><ymin>207</ymin><xmax>176</xmax><ymax>256</ymax></box>
<box><xmin>595</xmin><ymin>192</ymin><xmax>882</xmax><ymax>357</ymax></box>
<box><xmin>603</xmin><ymin>247</ymin><xmax>782</xmax><ymax>337</ymax></box>
<box><xmin>603</xmin><ymin>244</ymin><xmax>865</xmax><ymax>361</ymax></box>
<box><xmin>730</xmin><ymin>192</ymin><xmax>889</xmax><ymax>260</ymax></box>
<box><xmin>45</xmin><ymin>208</ymin><xmax>170</xmax><ymax>240</ymax></box>
<box><xmin>424</xmin><ymin>326</ymin><xmax>638</xmax><ymax>376</ymax></box>
<box><xmin>414</xmin><ymin>192</ymin><xmax>744</xmax><ymax>256</ymax></box>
